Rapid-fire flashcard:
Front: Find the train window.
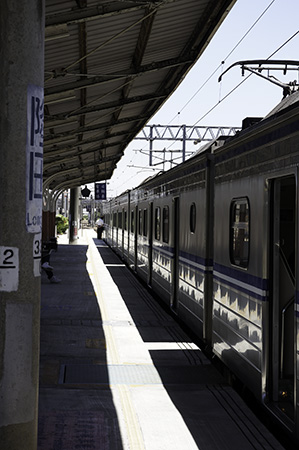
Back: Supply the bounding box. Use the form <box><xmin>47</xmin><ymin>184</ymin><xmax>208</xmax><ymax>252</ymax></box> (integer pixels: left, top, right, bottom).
<box><xmin>113</xmin><ymin>212</ymin><xmax>117</xmax><ymax>227</ymax></box>
<box><xmin>190</xmin><ymin>203</ymin><xmax>196</xmax><ymax>233</ymax></box>
<box><xmin>124</xmin><ymin>211</ymin><xmax>127</xmax><ymax>231</ymax></box>
<box><xmin>230</xmin><ymin>198</ymin><xmax>250</xmax><ymax>268</ymax></box>
<box><xmin>118</xmin><ymin>212</ymin><xmax>122</xmax><ymax>229</ymax></box>
<box><xmin>131</xmin><ymin>210</ymin><xmax>134</xmax><ymax>233</ymax></box>
<box><xmin>155</xmin><ymin>207</ymin><xmax>161</xmax><ymax>240</ymax></box>
<box><xmin>138</xmin><ymin>209</ymin><xmax>142</xmax><ymax>235</ymax></box>
<box><xmin>162</xmin><ymin>206</ymin><xmax>169</xmax><ymax>243</ymax></box>
<box><xmin>143</xmin><ymin>209</ymin><xmax>148</xmax><ymax>236</ymax></box>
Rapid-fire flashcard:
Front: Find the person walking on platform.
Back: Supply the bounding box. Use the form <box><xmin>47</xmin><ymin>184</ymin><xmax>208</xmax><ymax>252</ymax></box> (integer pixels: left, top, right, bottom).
<box><xmin>96</xmin><ymin>216</ymin><xmax>105</xmax><ymax>239</ymax></box>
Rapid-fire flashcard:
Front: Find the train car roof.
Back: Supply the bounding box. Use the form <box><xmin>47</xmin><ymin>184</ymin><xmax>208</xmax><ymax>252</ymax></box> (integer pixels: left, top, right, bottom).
<box><xmin>214</xmin><ymin>89</ymin><xmax>299</xmax><ymax>148</ymax></box>
<box><xmin>264</xmin><ymin>90</ymin><xmax>299</xmax><ymax>119</ymax></box>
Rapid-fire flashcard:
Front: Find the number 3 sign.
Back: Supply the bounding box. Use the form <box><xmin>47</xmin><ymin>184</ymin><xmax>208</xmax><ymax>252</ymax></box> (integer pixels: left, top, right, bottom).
<box><xmin>0</xmin><ymin>246</ymin><xmax>19</xmax><ymax>292</ymax></box>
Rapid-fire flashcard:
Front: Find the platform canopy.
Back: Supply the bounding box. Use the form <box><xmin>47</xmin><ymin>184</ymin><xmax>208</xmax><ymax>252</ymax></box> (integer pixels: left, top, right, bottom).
<box><xmin>43</xmin><ymin>0</ymin><xmax>236</xmax><ymax>191</ymax></box>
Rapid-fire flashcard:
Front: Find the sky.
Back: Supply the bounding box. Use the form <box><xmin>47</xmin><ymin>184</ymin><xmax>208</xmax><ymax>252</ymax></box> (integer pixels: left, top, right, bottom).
<box><xmin>94</xmin><ymin>0</ymin><xmax>299</xmax><ymax>198</ymax></box>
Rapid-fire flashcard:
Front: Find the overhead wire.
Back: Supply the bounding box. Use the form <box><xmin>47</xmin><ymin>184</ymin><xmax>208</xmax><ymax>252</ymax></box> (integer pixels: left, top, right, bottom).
<box><xmin>114</xmin><ymin>0</ymin><xmax>276</xmax><ymax>183</ymax></box>
<box><xmin>153</xmin><ymin>0</ymin><xmax>278</xmax><ymax>160</ymax></box>
<box><xmin>165</xmin><ymin>0</ymin><xmax>299</xmax><ymax>152</ymax></box>
<box><xmin>193</xmin><ymin>27</ymin><xmax>299</xmax><ymax>127</ymax></box>
<box><xmin>168</xmin><ymin>0</ymin><xmax>277</xmax><ymax>124</ymax></box>
<box><xmin>109</xmin><ymin>137</ymin><xmax>153</xmax><ymax>196</ymax></box>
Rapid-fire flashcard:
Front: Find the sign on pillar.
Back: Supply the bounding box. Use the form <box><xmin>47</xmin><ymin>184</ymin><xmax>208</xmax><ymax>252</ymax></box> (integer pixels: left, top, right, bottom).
<box><xmin>26</xmin><ymin>84</ymin><xmax>44</xmax><ymax>233</ymax></box>
<box><xmin>0</xmin><ymin>247</ymin><xmax>19</xmax><ymax>292</ymax></box>
<box><xmin>33</xmin><ymin>233</ymin><xmax>42</xmax><ymax>277</ymax></box>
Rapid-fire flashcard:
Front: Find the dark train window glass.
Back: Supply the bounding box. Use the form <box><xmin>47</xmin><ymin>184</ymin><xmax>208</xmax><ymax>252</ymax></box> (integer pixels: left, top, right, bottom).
<box><xmin>230</xmin><ymin>198</ymin><xmax>250</xmax><ymax>268</ymax></box>
<box><xmin>113</xmin><ymin>212</ymin><xmax>117</xmax><ymax>227</ymax></box>
<box><xmin>190</xmin><ymin>203</ymin><xmax>196</xmax><ymax>233</ymax></box>
<box><xmin>124</xmin><ymin>211</ymin><xmax>127</xmax><ymax>231</ymax></box>
<box><xmin>131</xmin><ymin>210</ymin><xmax>134</xmax><ymax>233</ymax></box>
<box><xmin>143</xmin><ymin>209</ymin><xmax>148</xmax><ymax>236</ymax></box>
<box><xmin>138</xmin><ymin>209</ymin><xmax>142</xmax><ymax>235</ymax></box>
<box><xmin>162</xmin><ymin>206</ymin><xmax>169</xmax><ymax>243</ymax></box>
<box><xmin>118</xmin><ymin>212</ymin><xmax>122</xmax><ymax>229</ymax></box>
<box><xmin>155</xmin><ymin>207</ymin><xmax>161</xmax><ymax>240</ymax></box>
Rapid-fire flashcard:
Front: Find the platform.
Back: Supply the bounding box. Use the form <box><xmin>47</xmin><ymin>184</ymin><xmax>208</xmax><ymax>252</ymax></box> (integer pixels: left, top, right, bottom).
<box><xmin>38</xmin><ymin>229</ymin><xmax>285</xmax><ymax>449</ymax></box>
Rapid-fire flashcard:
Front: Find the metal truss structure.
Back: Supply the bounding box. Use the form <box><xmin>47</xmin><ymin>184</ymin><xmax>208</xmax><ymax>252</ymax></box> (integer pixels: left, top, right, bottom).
<box><xmin>135</xmin><ymin>124</ymin><xmax>241</xmax><ymax>170</ymax></box>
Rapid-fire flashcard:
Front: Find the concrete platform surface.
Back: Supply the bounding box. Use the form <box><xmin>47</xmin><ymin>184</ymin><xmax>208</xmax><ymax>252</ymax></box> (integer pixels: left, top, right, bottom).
<box><xmin>38</xmin><ymin>229</ymin><xmax>285</xmax><ymax>449</ymax></box>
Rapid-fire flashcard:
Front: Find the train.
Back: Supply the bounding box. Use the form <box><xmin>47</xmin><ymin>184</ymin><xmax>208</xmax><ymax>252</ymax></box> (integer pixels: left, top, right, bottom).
<box><xmin>101</xmin><ymin>89</ymin><xmax>299</xmax><ymax>443</ymax></box>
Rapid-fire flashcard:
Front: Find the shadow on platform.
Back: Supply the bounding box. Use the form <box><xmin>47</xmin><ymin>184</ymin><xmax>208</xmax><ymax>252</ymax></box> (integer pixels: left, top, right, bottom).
<box><xmin>38</xmin><ymin>243</ymin><xmax>123</xmax><ymax>450</ymax></box>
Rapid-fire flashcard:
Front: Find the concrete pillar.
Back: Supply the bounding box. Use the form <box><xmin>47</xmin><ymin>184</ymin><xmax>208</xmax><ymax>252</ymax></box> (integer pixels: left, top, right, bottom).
<box><xmin>64</xmin><ymin>191</ymin><xmax>69</xmax><ymax>218</ymax></box>
<box><xmin>0</xmin><ymin>1</ymin><xmax>44</xmax><ymax>449</ymax></box>
<box><xmin>69</xmin><ymin>187</ymin><xmax>80</xmax><ymax>243</ymax></box>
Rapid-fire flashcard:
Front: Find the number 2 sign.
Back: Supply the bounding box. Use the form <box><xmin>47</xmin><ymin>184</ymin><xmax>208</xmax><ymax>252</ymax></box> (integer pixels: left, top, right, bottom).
<box><xmin>0</xmin><ymin>246</ymin><xmax>19</xmax><ymax>292</ymax></box>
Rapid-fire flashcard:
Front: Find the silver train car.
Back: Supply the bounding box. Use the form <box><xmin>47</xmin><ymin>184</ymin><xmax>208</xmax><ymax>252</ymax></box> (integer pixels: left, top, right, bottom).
<box><xmin>102</xmin><ymin>91</ymin><xmax>299</xmax><ymax>443</ymax></box>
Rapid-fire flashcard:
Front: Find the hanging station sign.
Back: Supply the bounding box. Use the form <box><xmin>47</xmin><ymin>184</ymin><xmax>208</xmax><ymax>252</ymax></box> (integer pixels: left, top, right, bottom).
<box><xmin>95</xmin><ymin>183</ymin><xmax>107</xmax><ymax>200</ymax></box>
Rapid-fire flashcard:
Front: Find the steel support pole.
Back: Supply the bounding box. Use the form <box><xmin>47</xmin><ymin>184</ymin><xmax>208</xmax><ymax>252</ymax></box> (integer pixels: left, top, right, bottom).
<box><xmin>149</xmin><ymin>125</ymin><xmax>153</xmax><ymax>166</ymax></box>
<box><xmin>69</xmin><ymin>187</ymin><xmax>80</xmax><ymax>243</ymax></box>
<box><xmin>182</xmin><ymin>124</ymin><xmax>186</xmax><ymax>162</ymax></box>
<box><xmin>0</xmin><ymin>1</ymin><xmax>45</xmax><ymax>449</ymax></box>
<box><xmin>91</xmin><ymin>198</ymin><xmax>95</xmax><ymax>227</ymax></box>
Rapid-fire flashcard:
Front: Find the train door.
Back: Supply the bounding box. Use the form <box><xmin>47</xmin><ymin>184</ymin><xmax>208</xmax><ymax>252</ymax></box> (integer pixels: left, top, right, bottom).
<box><xmin>128</xmin><ymin>208</ymin><xmax>135</xmax><ymax>269</ymax></box>
<box><xmin>269</xmin><ymin>175</ymin><xmax>296</xmax><ymax>422</ymax></box>
<box><xmin>134</xmin><ymin>205</ymin><xmax>138</xmax><ymax>271</ymax></box>
<box><xmin>171</xmin><ymin>197</ymin><xmax>180</xmax><ymax>312</ymax></box>
<box><xmin>117</xmin><ymin>210</ymin><xmax>121</xmax><ymax>252</ymax></box>
<box><xmin>148</xmin><ymin>202</ymin><xmax>153</xmax><ymax>286</ymax></box>
<box><xmin>112</xmin><ymin>211</ymin><xmax>117</xmax><ymax>249</ymax></box>
<box><xmin>126</xmin><ymin>194</ymin><xmax>130</xmax><ymax>260</ymax></box>
<box><xmin>121</xmin><ymin>208</ymin><xmax>124</xmax><ymax>256</ymax></box>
